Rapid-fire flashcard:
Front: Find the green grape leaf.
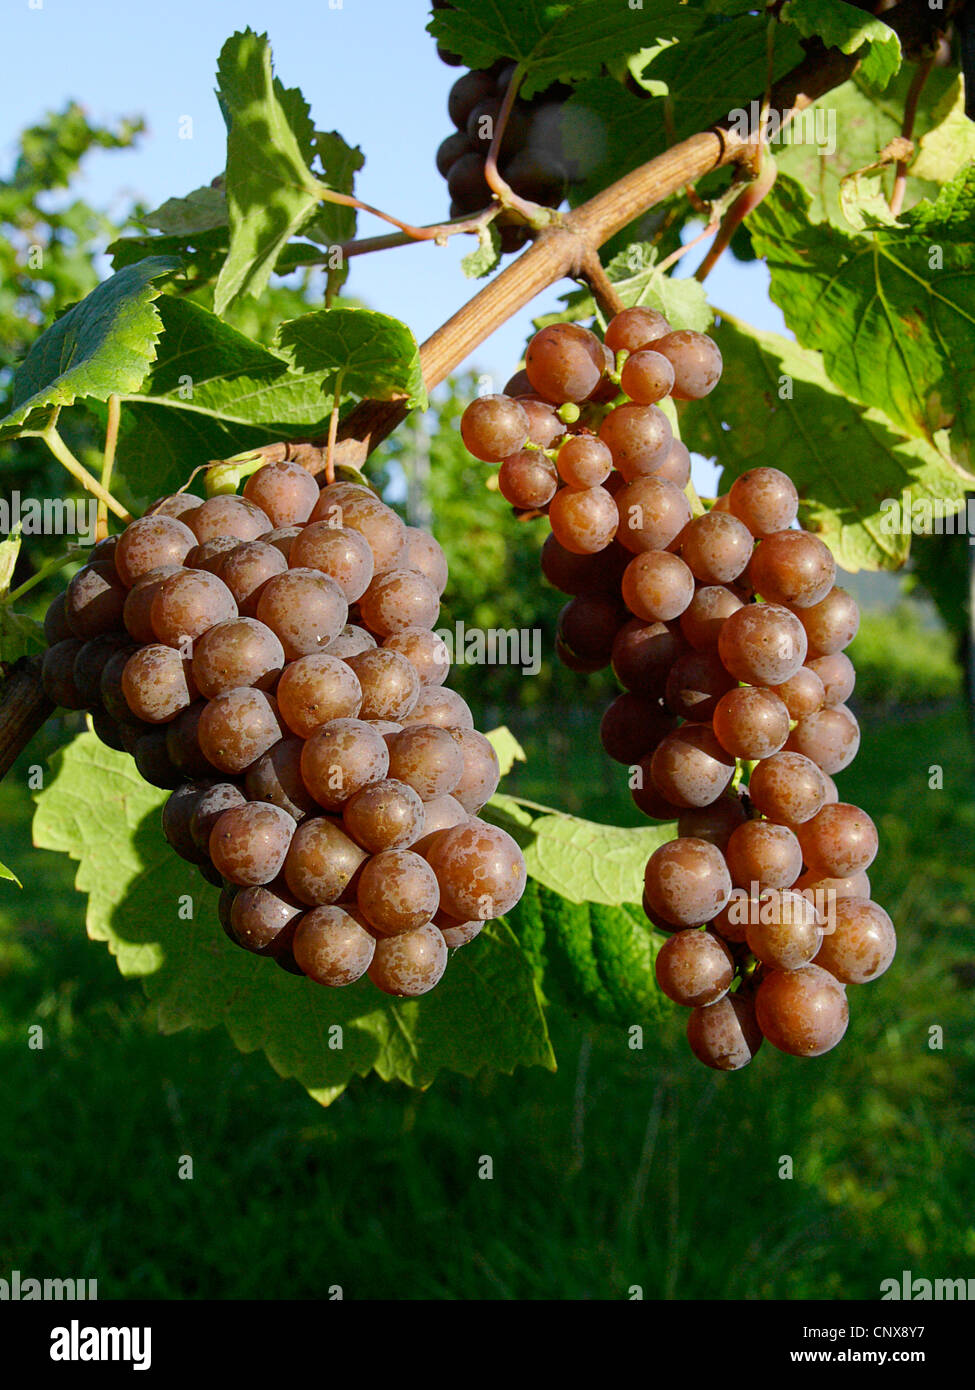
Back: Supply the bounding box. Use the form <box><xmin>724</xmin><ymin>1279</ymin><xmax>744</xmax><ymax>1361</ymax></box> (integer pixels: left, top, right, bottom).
<box><xmin>461</xmin><ymin>222</ymin><xmax>503</xmax><ymax>280</ymax></box>
<box><xmin>537</xmin><ymin>244</ymin><xmax>713</xmax><ymax>334</ymax></box>
<box><xmin>486</xmin><ymin>792</ymin><xmax>675</xmax><ymax>906</ymax></box>
<box><xmin>301</xmin><ymin>131</ymin><xmax>364</xmax><ymax>250</ymax></box>
<box><xmin>0</xmin><ymin>859</ymin><xmax>21</xmax><ymax>887</ymax></box>
<box><xmin>213</xmin><ymin>30</ymin><xmax>326</xmax><ymax>314</ymax></box>
<box><xmin>107</xmin><ymin>227</ymin><xmax>228</xmax><ymax>281</ymax></box>
<box><xmin>32</xmin><ymin>733</ymin><xmax>555</xmax><ymax>1107</ymax></box>
<box><xmin>774</xmin><ymin>70</ymin><xmax>973</xmax><ymax>229</ymax></box>
<box><xmin>505</xmin><ymin>880</ymin><xmax>668</xmax><ymax>1027</ymax></box>
<box><xmin>747</xmin><ymin>169</ymin><xmax>975</xmax><ymax>469</ymax></box>
<box><xmin>485</xmin><ymin>726</ymin><xmax>526</xmax><ymax>778</ymax></box>
<box><xmin>680</xmin><ymin>314</ymin><xmax>967</xmax><ymax>571</ymax></box>
<box><xmin>781</xmin><ymin>0</ymin><xmax>901</xmax><ymax>90</ymax></box>
<box><xmin>429</xmin><ymin>0</ymin><xmax>715</xmax><ymax>99</ymax></box>
<box><xmin>107</xmin><ymin>296</ymin><xmax>336</xmax><ymax>507</ymax></box>
<box><xmin>276</xmin><ymin>307</ymin><xmax>427</xmax><ymax>408</ymax></box>
<box><xmin>0</xmin><ymin>606</ymin><xmax>45</xmax><ymax>666</ymax></box>
<box><xmin>144</xmin><ymin>185</ymin><xmax>228</xmax><ymax>235</ymax></box>
<box><xmin>565</xmin><ymin>19</ymin><xmax>804</xmax><ymax>202</ymax></box>
<box><xmin>0</xmin><ymin>257</ymin><xmax>178</xmax><ymax>439</ymax></box>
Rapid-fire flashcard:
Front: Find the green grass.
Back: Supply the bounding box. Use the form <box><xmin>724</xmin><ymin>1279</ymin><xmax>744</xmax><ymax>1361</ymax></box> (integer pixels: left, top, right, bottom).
<box><xmin>0</xmin><ymin>700</ymin><xmax>973</xmax><ymax>1300</ymax></box>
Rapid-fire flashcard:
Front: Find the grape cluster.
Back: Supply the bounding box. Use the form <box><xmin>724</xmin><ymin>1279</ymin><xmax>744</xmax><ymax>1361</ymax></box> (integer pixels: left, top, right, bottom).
<box><xmin>435</xmin><ymin>44</ymin><xmax>572</xmax><ymax>249</ymax></box>
<box><xmin>40</xmin><ymin>466</ymin><xmax>526</xmax><ymax>999</ymax></box>
<box><xmin>462</xmin><ymin>309</ymin><xmax>895</xmax><ymax>1069</ymax></box>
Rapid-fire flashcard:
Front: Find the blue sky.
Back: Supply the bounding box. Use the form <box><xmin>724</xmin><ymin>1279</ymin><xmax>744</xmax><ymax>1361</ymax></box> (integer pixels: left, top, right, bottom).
<box><xmin>3</xmin><ymin>0</ymin><xmax>788</xmax><ymax>490</ymax></box>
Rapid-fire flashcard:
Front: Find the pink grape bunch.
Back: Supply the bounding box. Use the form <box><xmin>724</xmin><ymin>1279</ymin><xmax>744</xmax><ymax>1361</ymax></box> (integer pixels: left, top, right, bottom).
<box><xmin>40</xmin><ymin>468</ymin><xmax>527</xmax><ymax>999</ymax></box>
<box><xmin>461</xmin><ymin>307</ymin><xmax>895</xmax><ymax>1069</ymax></box>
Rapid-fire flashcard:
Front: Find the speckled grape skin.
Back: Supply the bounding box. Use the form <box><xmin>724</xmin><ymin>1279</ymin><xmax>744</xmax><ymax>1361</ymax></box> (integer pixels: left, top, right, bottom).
<box><xmin>382</xmin><ymin>628</ymin><xmax>450</xmax><ymax>686</ymax></box>
<box><xmin>712</xmin><ymin>685</ymin><xmax>790</xmax><ymax>762</ymax></box>
<box><xmin>727</xmin><ymin>467</ymin><xmax>798</xmax><ymax>538</ymax></box>
<box><xmin>293</xmin><ymin>906</ymin><xmax>377</xmax><ymax>986</ymax></box>
<box><xmin>654</xmin><ymin>930</ymin><xmax>734</xmax><ymax>1006</ymax></box>
<box><xmin>188</xmin><ymin>782</ymin><xmax>247</xmax><ymax>855</ymax></box>
<box><xmin>386</xmin><ymin>725</ymin><xmax>464</xmax><ymax>800</ymax></box>
<box><xmin>150</xmin><ymin>569</ymin><xmax>238</xmax><ymax>647</ymax></box>
<box><xmin>749</xmin><ymin>530</ymin><xmax>836</xmax><ymax>609</ymax></box>
<box><xmin>186</xmin><ymin>495</ymin><xmax>272</xmax><ymax>543</ymax></box>
<box><xmin>756</xmin><ymin>964</ymin><xmax>849</xmax><ymax>1057</ymax></box>
<box><xmin>548</xmin><ymin>485</ymin><xmax>618</xmax><ymax>555</ymax></box>
<box><xmin>679</xmin><ymin>511</ymin><xmax>753</xmax><ymax>585</ymax></box>
<box><xmin>345</xmin><ymin>649</ymin><xmax>420</xmax><ymax>721</ymax></box>
<box><xmin>230</xmin><ymin>883</ymin><xmax>303</xmax><ymax>952</ymax></box>
<box><xmin>665</xmin><ymin>650</ymin><xmax>736</xmax><ymax>723</ymax></box>
<box><xmin>209</xmin><ymin>801</ymin><xmax>295</xmax><ymax>886</ymax></box>
<box><xmin>745</xmin><ymin>890</ymin><xmax>824</xmax><ymax>971</ymax></box>
<box><xmin>121</xmin><ymin>644</ymin><xmax>196</xmax><ymax>723</ymax></box>
<box><xmin>434</xmin><ymin>909</ymin><xmax>484</xmax><ymax>949</ymax></box>
<box><xmin>676</xmin><ymin>794</ymin><xmax>748</xmax><ymax>851</ymax></box>
<box><xmin>342</xmin><ymin>778</ymin><xmax>425</xmax><ymax>853</ymax></box>
<box><xmin>772</xmin><ymin>665</ymin><xmax>825</xmax><ymax>718</ymax></box>
<box><xmin>650</xmin><ymin>724</ymin><xmax>735</xmax><ymax>809</ymax></box>
<box><xmin>404</xmin><ymin>527</ymin><xmax>449</xmax><ymax>595</ymax></box>
<box><xmin>621</xmin><ymin>551</ymin><xmax>695</xmax><ymax>623</ymax></box>
<box><xmin>368</xmin><ymin>922</ymin><xmax>449</xmax><ymax>996</ymax></box>
<box><xmin>813</xmin><ymin>898</ymin><xmax>896</xmax><ymax>984</ymax></box>
<box><xmin>687</xmin><ymin>993</ymin><xmax>763</xmax><ymax>1071</ymax></box>
<box><xmin>643</xmin><ymin>836</ymin><xmax>732</xmax><ymax>927</ymax></box>
<box><xmin>283</xmin><ymin>816</ymin><xmax>369</xmax><ymax>906</ymax></box>
<box><xmin>412</xmin><ymin>794</ymin><xmax>470</xmax><ymax>855</ymax></box>
<box><xmin>191</xmin><ymin>617</ymin><xmax>285</xmax><ymax>698</ymax></box>
<box><xmin>424</xmin><ymin>822</ymin><xmax>526</xmax><ymax>920</ymax></box>
<box><xmin>243</xmin><ymin>460</ymin><xmax>319</xmax><ymax>527</ymax></box>
<box><xmin>327</xmin><ymin>625</ymin><xmax>377</xmax><ymax>659</ymax></box>
<box><xmin>718</xmin><ymin>603</ymin><xmax>808</xmax><ymax>686</ymax></box>
<box><xmin>357</xmin><ymin>849</ymin><xmax>440</xmax><ymax>934</ymax></box>
<box><xmin>598</xmin><ymin>403</ymin><xmax>673</xmax><ymax>479</ymax></box>
<box><xmin>399</xmin><ymin>686</ymin><xmax>473</xmax><ymax>731</ymax></box>
<box><xmin>679</xmin><ymin>585</ymin><xmax>745</xmax><ymax>651</ymax></box>
<box><xmin>300</xmin><ymin>718</ymin><xmax>390</xmax><ymax>811</ymax></box>
<box><xmin>255</xmin><ymin>569</ymin><xmax>348</xmax><ymax>661</ymax></box>
<box><xmin>313</xmin><ymin>492</ymin><xmax>407</xmax><ymax>572</ymax></box>
<box><xmin>244</xmin><ymin>738</ymin><xmax>318</xmax><ymax>820</ymax></box>
<box><xmin>796</xmin><ymin>802</ymin><xmax>878</xmax><ymax>877</ymax></box>
<box><xmin>276</xmin><ymin>654</ymin><xmax>363</xmax><ymax>738</ymax></box>
<box><xmin>786</xmin><ymin>704</ymin><xmax>860</xmax><ymax>774</ymax></box>
<box><xmin>122</xmin><ymin>565</ymin><xmax>183</xmax><ymax>642</ymax></box>
<box><xmin>614</xmin><ymin>476</ymin><xmax>691</xmax><ymax>554</ymax></box>
<box><xmin>359</xmin><ymin>568</ymin><xmax>441</xmax><ymax>636</ymax></box>
<box><xmin>288</xmin><ymin>523</ymin><xmax>376</xmax><ymax>602</ymax></box>
<box><xmin>447</xmin><ymin>729</ymin><xmax>501</xmax><ymax>813</ymax></box>
<box><xmin>64</xmin><ymin>562</ymin><xmax>127</xmax><ymax>638</ymax></box>
<box><xmin>218</xmin><ymin>541</ymin><xmax>288</xmax><ymax>616</ymax></box>
<box><xmin>799</xmin><ymin>586</ymin><xmax>860</xmax><ymax>653</ymax></box>
<box><xmin>807</xmin><ymin>653</ymin><xmax>855</xmax><ymax>707</ymax></box>
<box><xmin>197</xmin><ymin>687</ymin><xmax>283</xmax><ymax>773</ymax></box>
<box><xmin>748</xmin><ymin>751</ymin><xmax>829</xmax><ymax>826</ymax></box>
<box><xmin>115</xmin><ymin>515</ymin><xmax>197</xmax><ymax>586</ymax></box>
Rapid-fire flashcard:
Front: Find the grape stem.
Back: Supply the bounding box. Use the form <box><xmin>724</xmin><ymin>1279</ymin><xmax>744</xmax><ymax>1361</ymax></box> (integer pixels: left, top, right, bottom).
<box><xmin>334</xmin><ymin>0</ymin><xmax>939</xmax><ymax>466</ymax></box>
<box><xmin>482</xmin><ymin>63</ymin><xmax>553</xmax><ymax>227</ymax></box>
<box><xmin>890</xmin><ymin>49</ymin><xmax>937</xmax><ymax>216</ymax></box>
<box><xmin>97</xmin><ymin>395</ymin><xmax>122</xmax><ymax>541</ymax></box>
<box><xmin>31</xmin><ymin>424</ymin><xmax>132</xmax><ymax>523</ymax></box>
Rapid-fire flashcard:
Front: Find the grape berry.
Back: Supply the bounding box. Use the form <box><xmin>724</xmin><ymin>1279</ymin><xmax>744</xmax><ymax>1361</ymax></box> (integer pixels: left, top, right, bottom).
<box><xmin>42</xmin><ymin>470</ymin><xmax>526</xmax><ymax>1000</ymax></box>
<box><xmin>462</xmin><ymin>308</ymin><xmax>894</xmax><ymax>1069</ymax></box>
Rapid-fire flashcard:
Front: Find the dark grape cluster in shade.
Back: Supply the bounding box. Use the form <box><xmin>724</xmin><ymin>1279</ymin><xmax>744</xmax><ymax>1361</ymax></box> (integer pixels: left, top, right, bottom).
<box><xmin>435</xmin><ymin>37</ymin><xmax>574</xmax><ymax>250</ymax></box>
<box><xmin>41</xmin><ymin>466</ymin><xmax>526</xmax><ymax>999</ymax></box>
<box><xmin>462</xmin><ymin>308</ymin><xmax>895</xmax><ymax>1069</ymax></box>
